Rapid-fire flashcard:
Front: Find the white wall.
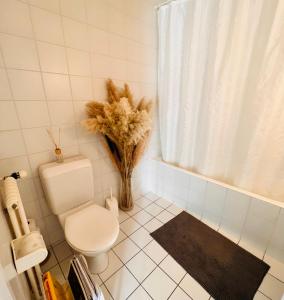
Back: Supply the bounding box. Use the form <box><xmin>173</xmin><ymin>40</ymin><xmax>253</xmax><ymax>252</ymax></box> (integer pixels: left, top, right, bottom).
<box><xmin>0</xmin><ymin>0</ymin><xmax>160</xmax><ymax>249</ymax></box>
<box><xmin>149</xmin><ymin>159</ymin><xmax>284</xmax><ymax>282</ymax></box>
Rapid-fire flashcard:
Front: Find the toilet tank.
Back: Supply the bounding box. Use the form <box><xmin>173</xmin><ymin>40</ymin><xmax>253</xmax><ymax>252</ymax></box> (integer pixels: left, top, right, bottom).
<box><xmin>39</xmin><ymin>156</ymin><xmax>94</xmax><ymax>215</ymax></box>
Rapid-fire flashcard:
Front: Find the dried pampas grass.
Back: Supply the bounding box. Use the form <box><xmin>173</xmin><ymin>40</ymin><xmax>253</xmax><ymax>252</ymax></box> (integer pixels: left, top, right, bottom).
<box><xmin>81</xmin><ymin>79</ymin><xmax>153</xmax><ymax>210</ymax></box>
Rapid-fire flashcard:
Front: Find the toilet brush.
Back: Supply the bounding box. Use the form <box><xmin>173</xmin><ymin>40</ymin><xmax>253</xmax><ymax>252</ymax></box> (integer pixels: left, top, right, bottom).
<box><xmin>106</xmin><ymin>188</ymin><xmax>119</xmax><ymax>217</ymax></box>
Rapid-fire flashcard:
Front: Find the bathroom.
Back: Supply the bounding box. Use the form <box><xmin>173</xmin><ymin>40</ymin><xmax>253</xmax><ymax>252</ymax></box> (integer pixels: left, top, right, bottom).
<box><xmin>0</xmin><ymin>0</ymin><xmax>283</xmax><ymax>299</ymax></box>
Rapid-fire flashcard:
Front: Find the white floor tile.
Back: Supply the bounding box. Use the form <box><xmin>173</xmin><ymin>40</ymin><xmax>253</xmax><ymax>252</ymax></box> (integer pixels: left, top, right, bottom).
<box><xmin>142</xmin><ymin>267</ymin><xmax>176</xmax><ymax>300</ymax></box>
<box><xmin>145</xmin><ymin>203</ymin><xmax>164</xmax><ymax>216</ymax></box>
<box><xmin>156</xmin><ymin>210</ymin><xmax>175</xmax><ymax>223</ymax></box>
<box><xmin>259</xmin><ymin>274</ymin><xmax>284</xmax><ymax>300</ymax></box>
<box><xmin>145</xmin><ymin>192</ymin><xmax>160</xmax><ymax>201</ymax></box>
<box><xmin>49</xmin><ymin>265</ymin><xmax>65</xmax><ymax>285</ymax></box>
<box><xmin>99</xmin><ymin>251</ymin><xmax>123</xmax><ymax>282</ymax></box>
<box><xmin>41</xmin><ymin>248</ymin><xmax>58</xmax><ymax>272</ymax></box>
<box><xmin>169</xmin><ymin>287</ymin><xmax>192</xmax><ymax>300</ymax></box>
<box><xmin>118</xmin><ymin>210</ymin><xmax>129</xmax><ymax>223</ymax></box>
<box><xmin>126</xmin><ymin>204</ymin><xmax>142</xmax><ymax>216</ymax></box>
<box><xmin>135</xmin><ymin>196</ymin><xmax>152</xmax><ymax>208</ymax></box>
<box><xmin>91</xmin><ymin>274</ymin><xmax>102</xmax><ymax>286</ymax></box>
<box><xmin>105</xmin><ymin>266</ymin><xmax>139</xmax><ymax>300</ymax></box>
<box><xmin>100</xmin><ymin>284</ymin><xmax>113</xmax><ymax>300</ymax></box>
<box><xmin>113</xmin><ymin>238</ymin><xmax>140</xmax><ymax>263</ymax></box>
<box><xmin>130</xmin><ymin>227</ymin><xmax>153</xmax><ymax>248</ymax></box>
<box><xmin>143</xmin><ymin>240</ymin><xmax>167</xmax><ymax>264</ymax></box>
<box><xmin>156</xmin><ymin>198</ymin><xmax>173</xmax><ymax>209</ymax></box>
<box><xmin>113</xmin><ymin>230</ymin><xmax>127</xmax><ymax>247</ymax></box>
<box><xmin>59</xmin><ymin>256</ymin><xmax>72</xmax><ymax>278</ymax></box>
<box><xmin>126</xmin><ymin>251</ymin><xmax>156</xmax><ymax>283</ymax></box>
<box><xmin>180</xmin><ymin>274</ymin><xmax>210</xmax><ymax>300</ymax></box>
<box><xmin>160</xmin><ymin>255</ymin><xmax>186</xmax><ymax>283</ymax></box>
<box><xmin>132</xmin><ymin>210</ymin><xmax>153</xmax><ymax>225</ymax></box>
<box><xmin>120</xmin><ymin>218</ymin><xmax>141</xmax><ymax>235</ymax></box>
<box><xmin>167</xmin><ymin>204</ymin><xmax>183</xmax><ymax>215</ymax></box>
<box><xmin>264</xmin><ymin>255</ymin><xmax>284</xmax><ymax>282</ymax></box>
<box><xmin>144</xmin><ymin>218</ymin><xmax>164</xmax><ymax>233</ymax></box>
<box><xmin>128</xmin><ymin>286</ymin><xmax>152</xmax><ymax>300</ymax></box>
<box><xmin>52</xmin><ymin>240</ymin><xmax>73</xmax><ymax>262</ymax></box>
<box><xmin>133</xmin><ymin>192</ymin><xmax>142</xmax><ymax>201</ymax></box>
<box><xmin>253</xmin><ymin>291</ymin><xmax>270</xmax><ymax>300</ymax></box>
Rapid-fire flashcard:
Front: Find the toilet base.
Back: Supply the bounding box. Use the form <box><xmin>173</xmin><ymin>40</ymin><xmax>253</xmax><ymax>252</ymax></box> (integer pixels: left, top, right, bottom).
<box><xmin>85</xmin><ymin>252</ymin><xmax>109</xmax><ymax>274</ymax></box>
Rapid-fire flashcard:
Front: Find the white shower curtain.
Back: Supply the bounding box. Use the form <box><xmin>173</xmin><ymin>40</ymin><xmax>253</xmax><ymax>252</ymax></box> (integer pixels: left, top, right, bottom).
<box><xmin>158</xmin><ymin>0</ymin><xmax>284</xmax><ymax>202</ymax></box>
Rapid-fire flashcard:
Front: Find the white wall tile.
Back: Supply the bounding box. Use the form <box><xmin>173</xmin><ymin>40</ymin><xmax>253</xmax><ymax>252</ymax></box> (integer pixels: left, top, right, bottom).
<box><xmin>108</xmin><ymin>7</ymin><xmax>126</xmax><ymax>36</ymax></box>
<box><xmin>187</xmin><ymin>176</ymin><xmax>207</xmax><ymax>219</ymax></box>
<box><xmin>0</xmin><ymin>130</ymin><xmax>26</xmax><ymax>159</ymax></box>
<box><xmin>109</xmin><ymin>34</ymin><xmax>127</xmax><ymax>60</ymax></box>
<box><xmin>66</xmin><ymin>48</ymin><xmax>91</xmax><ymax>76</ymax></box>
<box><xmin>0</xmin><ymin>69</ymin><xmax>12</xmax><ymax>100</ymax></box>
<box><xmin>31</xmin><ymin>7</ymin><xmax>64</xmax><ymax>45</ymax></box>
<box><xmin>29</xmin><ymin>150</ymin><xmax>55</xmax><ymax>177</ymax></box>
<box><xmin>75</xmin><ymin>122</ymin><xmax>96</xmax><ymax>144</ymax></box>
<box><xmin>70</xmin><ymin>76</ymin><xmax>92</xmax><ymax>100</ymax></box>
<box><xmin>18</xmin><ymin>178</ymin><xmax>38</xmax><ymax>204</ymax></box>
<box><xmin>73</xmin><ymin>100</ymin><xmax>88</xmax><ymax>122</ymax></box>
<box><xmin>0</xmin><ymin>0</ymin><xmax>33</xmax><ymax>38</ymax></box>
<box><xmin>85</xmin><ymin>0</ymin><xmax>108</xmax><ymax>30</ymax></box>
<box><xmin>8</xmin><ymin>69</ymin><xmax>45</xmax><ymax>100</ymax></box>
<box><xmin>239</xmin><ymin>199</ymin><xmax>281</xmax><ymax>258</ymax></box>
<box><xmin>48</xmin><ymin>101</ymin><xmax>75</xmax><ymax>125</ymax></box>
<box><xmin>23</xmin><ymin>127</ymin><xmax>53</xmax><ymax>154</ymax></box>
<box><xmin>60</xmin><ymin>0</ymin><xmax>86</xmax><ymax>22</ymax></box>
<box><xmin>16</xmin><ymin>101</ymin><xmax>50</xmax><ymax>128</ymax></box>
<box><xmin>109</xmin><ymin>58</ymin><xmax>127</xmax><ymax>80</ymax></box>
<box><xmin>62</xmin><ymin>17</ymin><xmax>88</xmax><ymax>51</ymax></box>
<box><xmin>202</xmin><ymin>182</ymin><xmax>227</xmax><ymax>229</ymax></box>
<box><xmin>28</xmin><ymin>0</ymin><xmax>60</xmax><ymax>13</ymax></box>
<box><xmin>42</xmin><ymin>73</ymin><xmax>72</xmax><ymax>100</ymax></box>
<box><xmin>249</xmin><ymin>198</ymin><xmax>280</xmax><ymax>222</ymax></box>
<box><xmin>265</xmin><ymin>209</ymin><xmax>284</xmax><ymax>262</ymax></box>
<box><xmin>37</xmin><ymin>41</ymin><xmax>68</xmax><ymax>74</ymax></box>
<box><xmin>51</xmin><ymin>124</ymin><xmax>77</xmax><ymax>148</ymax></box>
<box><xmin>88</xmin><ymin>27</ymin><xmax>109</xmax><ymax>55</ymax></box>
<box><xmin>219</xmin><ymin>190</ymin><xmax>251</xmax><ymax>242</ymax></box>
<box><xmin>126</xmin><ymin>61</ymin><xmax>143</xmax><ymax>82</ymax></box>
<box><xmin>93</xmin><ymin>78</ymin><xmax>108</xmax><ymax>99</ymax></box>
<box><xmin>0</xmin><ymin>34</ymin><xmax>40</xmax><ymax>71</ymax></box>
<box><xmin>0</xmin><ymin>156</ymin><xmax>31</xmax><ymax>179</ymax></box>
<box><xmin>0</xmin><ymin>101</ymin><xmax>19</xmax><ymax>130</ymax></box>
<box><xmin>91</xmin><ymin>54</ymin><xmax>111</xmax><ymax>78</ymax></box>
<box><xmin>259</xmin><ymin>274</ymin><xmax>284</xmax><ymax>300</ymax></box>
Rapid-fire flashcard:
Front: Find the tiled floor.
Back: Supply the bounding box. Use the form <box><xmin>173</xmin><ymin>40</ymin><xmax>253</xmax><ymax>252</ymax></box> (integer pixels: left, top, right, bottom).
<box><xmin>41</xmin><ymin>192</ymin><xmax>284</xmax><ymax>300</ymax></box>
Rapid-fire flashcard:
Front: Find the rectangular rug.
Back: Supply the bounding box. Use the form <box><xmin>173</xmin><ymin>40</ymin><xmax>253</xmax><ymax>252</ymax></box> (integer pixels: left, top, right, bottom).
<box><xmin>151</xmin><ymin>211</ymin><xmax>270</xmax><ymax>300</ymax></box>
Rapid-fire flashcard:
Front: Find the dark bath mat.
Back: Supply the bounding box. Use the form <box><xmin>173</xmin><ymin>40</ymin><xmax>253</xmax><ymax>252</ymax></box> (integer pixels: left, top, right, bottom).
<box><xmin>151</xmin><ymin>211</ymin><xmax>269</xmax><ymax>300</ymax></box>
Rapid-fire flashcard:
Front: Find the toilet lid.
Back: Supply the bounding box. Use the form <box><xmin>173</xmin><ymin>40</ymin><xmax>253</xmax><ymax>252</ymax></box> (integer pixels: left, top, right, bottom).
<box><xmin>65</xmin><ymin>204</ymin><xmax>119</xmax><ymax>255</ymax></box>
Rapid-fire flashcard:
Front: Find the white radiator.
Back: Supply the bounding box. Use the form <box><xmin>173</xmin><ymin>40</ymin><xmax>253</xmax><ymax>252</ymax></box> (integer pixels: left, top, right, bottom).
<box><xmin>2</xmin><ymin>171</ymin><xmax>47</xmax><ymax>300</ymax></box>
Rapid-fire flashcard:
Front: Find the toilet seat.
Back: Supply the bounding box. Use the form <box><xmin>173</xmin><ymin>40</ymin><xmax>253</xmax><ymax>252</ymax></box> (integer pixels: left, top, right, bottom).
<box><xmin>65</xmin><ymin>204</ymin><xmax>119</xmax><ymax>256</ymax></box>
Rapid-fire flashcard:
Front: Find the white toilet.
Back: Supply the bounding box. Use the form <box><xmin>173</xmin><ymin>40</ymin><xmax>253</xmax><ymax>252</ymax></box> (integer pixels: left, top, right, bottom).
<box><xmin>39</xmin><ymin>155</ymin><xmax>119</xmax><ymax>274</ymax></box>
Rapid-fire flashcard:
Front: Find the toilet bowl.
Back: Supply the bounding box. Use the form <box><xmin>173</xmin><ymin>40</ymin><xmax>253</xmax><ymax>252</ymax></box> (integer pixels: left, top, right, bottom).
<box><xmin>64</xmin><ymin>203</ymin><xmax>119</xmax><ymax>273</ymax></box>
<box><xmin>39</xmin><ymin>155</ymin><xmax>119</xmax><ymax>274</ymax></box>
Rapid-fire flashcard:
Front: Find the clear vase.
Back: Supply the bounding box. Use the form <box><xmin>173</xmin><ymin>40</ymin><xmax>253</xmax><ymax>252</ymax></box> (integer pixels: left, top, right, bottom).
<box><xmin>119</xmin><ymin>174</ymin><xmax>133</xmax><ymax>211</ymax></box>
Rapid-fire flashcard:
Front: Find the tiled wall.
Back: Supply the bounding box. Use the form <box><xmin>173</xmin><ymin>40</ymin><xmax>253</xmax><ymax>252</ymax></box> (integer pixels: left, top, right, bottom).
<box><xmin>149</xmin><ymin>159</ymin><xmax>284</xmax><ymax>281</ymax></box>
<box><xmin>0</xmin><ymin>0</ymin><xmax>161</xmax><ymax>248</ymax></box>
